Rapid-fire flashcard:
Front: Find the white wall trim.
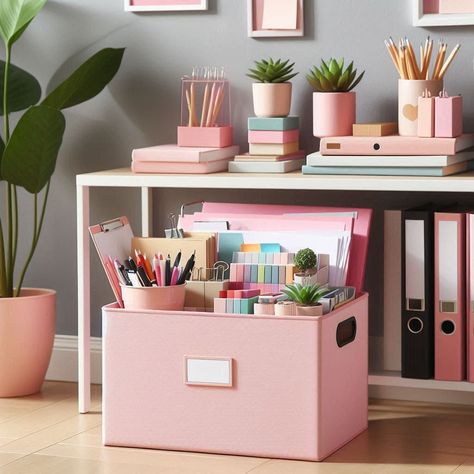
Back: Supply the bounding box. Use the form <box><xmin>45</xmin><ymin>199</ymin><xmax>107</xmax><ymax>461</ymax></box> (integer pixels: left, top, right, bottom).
<box><xmin>46</xmin><ymin>335</ymin><xmax>102</xmax><ymax>385</ymax></box>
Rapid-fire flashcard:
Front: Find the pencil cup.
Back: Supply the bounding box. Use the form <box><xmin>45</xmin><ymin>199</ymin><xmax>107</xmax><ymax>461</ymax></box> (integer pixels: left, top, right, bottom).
<box><xmin>178</xmin><ymin>78</ymin><xmax>232</xmax><ymax>148</ymax></box>
<box><xmin>398</xmin><ymin>79</ymin><xmax>443</xmax><ymax>136</ymax></box>
<box><xmin>121</xmin><ymin>283</ymin><xmax>186</xmax><ymax>311</ymax></box>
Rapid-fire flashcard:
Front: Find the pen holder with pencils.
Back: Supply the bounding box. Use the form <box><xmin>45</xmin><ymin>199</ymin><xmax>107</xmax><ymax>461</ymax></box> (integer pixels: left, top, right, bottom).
<box><xmin>121</xmin><ymin>283</ymin><xmax>186</xmax><ymax>311</ymax></box>
<box><xmin>177</xmin><ymin>78</ymin><xmax>233</xmax><ymax>148</ymax></box>
<box><xmin>398</xmin><ymin>79</ymin><xmax>443</xmax><ymax>137</ymax></box>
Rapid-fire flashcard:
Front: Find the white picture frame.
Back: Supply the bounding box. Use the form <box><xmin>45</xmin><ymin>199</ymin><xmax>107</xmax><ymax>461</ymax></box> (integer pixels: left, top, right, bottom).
<box><xmin>414</xmin><ymin>0</ymin><xmax>474</xmax><ymax>26</ymax></box>
<box><xmin>125</xmin><ymin>0</ymin><xmax>207</xmax><ymax>12</ymax></box>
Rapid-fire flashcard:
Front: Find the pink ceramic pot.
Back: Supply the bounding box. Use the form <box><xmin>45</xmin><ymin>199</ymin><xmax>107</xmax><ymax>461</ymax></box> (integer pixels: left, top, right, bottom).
<box><xmin>274</xmin><ymin>301</ymin><xmax>296</xmax><ymax>316</ymax></box>
<box><xmin>252</xmin><ymin>83</ymin><xmax>292</xmax><ymax>117</ymax></box>
<box><xmin>296</xmin><ymin>304</ymin><xmax>323</xmax><ymax>317</ymax></box>
<box><xmin>0</xmin><ymin>288</ymin><xmax>56</xmax><ymax>397</ymax></box>
<box><xmin>121</xmin><ymin>283</ymin><xmax>186</xmax><ymax>311</ymax></box>
<box><xmin>313</xmin><ymin>92</ymin><xmax>356</xmax><ymax>137</ymax></box>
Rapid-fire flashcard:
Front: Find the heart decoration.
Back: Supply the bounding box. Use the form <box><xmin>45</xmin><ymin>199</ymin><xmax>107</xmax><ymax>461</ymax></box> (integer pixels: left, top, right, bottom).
<box><xmin>403</xmin><ymin>104</ymin><xmax>418</xmax><ymax>121</ymax></box>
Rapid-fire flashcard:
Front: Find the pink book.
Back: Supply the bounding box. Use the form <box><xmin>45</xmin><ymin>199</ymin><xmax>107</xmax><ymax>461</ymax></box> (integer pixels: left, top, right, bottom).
<box><xmin>434</xmin><ymin>212</ymin><xmax>466</xmax><ymax>381</ymax></box>
<box><xmin>320</xmin><ymin>134</ymin><xmax>474</xmax><ymax>156</ymax></box>
<box><xmin>248</xmin><ymin>129</ymin><xmax>299</xmax><ymax>144</ymax></box>
<box><xmin>131</xmin><ymin>158</ymin><xmax>232</xmax><ymax>174</ymax></box>
<box><xmin>132</xmin><ymin>144</ymin><xmax>239</xmax><ymax>163</ymax></box>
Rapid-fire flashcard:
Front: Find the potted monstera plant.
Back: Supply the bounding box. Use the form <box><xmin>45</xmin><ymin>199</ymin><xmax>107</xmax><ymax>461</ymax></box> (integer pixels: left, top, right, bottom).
<box><xmin>307</xmin><ymin>58</ymin><xmax>365</xmax><ymax>137</ymax></box>
<box><xmin>0</xmin><ymin>0</ymin><xmax>124</xmax><ymax>397</ymax></box>
<box><xmin>247</xmin><ymin>58</ymin><xmax>298</xmax><ymax>117</ymax></box>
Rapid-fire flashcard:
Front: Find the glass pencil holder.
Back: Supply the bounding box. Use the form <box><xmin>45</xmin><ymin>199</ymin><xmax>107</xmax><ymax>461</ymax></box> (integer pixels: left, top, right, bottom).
<box><xmin>178</xmin><ymin>78</ymin><xmax>233</xmax><ymax>148</ymax></box>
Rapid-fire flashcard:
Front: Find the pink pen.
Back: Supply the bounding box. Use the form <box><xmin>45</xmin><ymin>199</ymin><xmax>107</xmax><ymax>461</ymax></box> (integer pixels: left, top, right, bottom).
<box><xmin>153</xmin><ymin>254</ymin><xmax>162</xmax><ymax>286</ymax></box>
<box><xmin>170</xmin><ymin>266</ymin><xmax>180</xmax><ymax>286</ymax></box>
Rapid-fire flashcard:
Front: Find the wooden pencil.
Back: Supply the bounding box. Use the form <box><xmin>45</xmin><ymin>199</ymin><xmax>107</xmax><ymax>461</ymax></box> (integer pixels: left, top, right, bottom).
<box><xmin>438</xmin><ymin>44</ymin><xmax>460</xmax><ymax>79</ymax></box>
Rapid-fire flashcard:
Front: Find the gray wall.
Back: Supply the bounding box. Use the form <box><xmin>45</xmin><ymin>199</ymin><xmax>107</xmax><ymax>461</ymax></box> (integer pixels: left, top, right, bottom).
<box><xmin>3</xmin><ymin>0</ymin><xmax>474</xmax><ymax>337</ymax></box>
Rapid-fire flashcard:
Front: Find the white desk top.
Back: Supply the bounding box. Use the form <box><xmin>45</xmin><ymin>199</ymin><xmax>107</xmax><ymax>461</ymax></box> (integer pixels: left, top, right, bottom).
<box><xmin>76</xmin><ymin>167</ymin><xmax>474</xmax><ymax>193</ymax></box>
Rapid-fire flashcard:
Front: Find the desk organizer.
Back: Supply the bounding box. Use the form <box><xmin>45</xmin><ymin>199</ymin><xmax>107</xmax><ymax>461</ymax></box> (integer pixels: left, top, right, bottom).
<box><xmin>102</xmin><ymin>293</ymin><xmax>368</xmax><ymax>461</ymax></box>
<box><xmin>178</xmin><ymin>77</ymin><xmax>232</xmax><ymax>148</ymax></box>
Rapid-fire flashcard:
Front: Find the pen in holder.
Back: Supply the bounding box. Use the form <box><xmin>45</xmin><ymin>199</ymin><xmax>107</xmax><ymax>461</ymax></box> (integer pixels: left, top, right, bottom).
<box><xmin>177</xmin><ymin>66</ymin><xmax>233</xmax><ymax>148</ymax></box>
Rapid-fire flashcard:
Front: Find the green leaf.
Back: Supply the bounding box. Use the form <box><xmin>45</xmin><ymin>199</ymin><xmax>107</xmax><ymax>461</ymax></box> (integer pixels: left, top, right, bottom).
<box><xmin>0</xmin><ymin>0</ymin><xmax>46</xmax><ymax>46</ymax></box>
<box><xmin>0</xmin><ymin>60</ymin><xmax>41</xmax><ymax>115</ymax></box>
<box><xmin>42</xmin><ymin>48</ymin><xmax>125</xmax><ymax>110</ymax></box>
<box><xmin>1</xmin><ymin>105</ymin><xmax>65</xmax><ymax>193</ymax></box>
<box><xmin>329</xmin><ymin>58</ymin><xmax>339</xmax><ymax>75</ymax></box>
<box><xmin>347</xmin><ymin>70</ymin><xmax>365</xmax><ymax>92</ymax></box>
<box><xmin>0</xmin><ymin>135</ymin><xmax>4</xmax><ymax>180</ymax></box>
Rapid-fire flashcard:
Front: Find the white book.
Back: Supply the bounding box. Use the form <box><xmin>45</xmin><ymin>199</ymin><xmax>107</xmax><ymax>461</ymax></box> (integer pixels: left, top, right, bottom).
<box><xmin>228</xmin><ymin>159</ymin><xmax>303</xmax><ymax>173</ymax></box>
<box><xmin>306</xmin><ymin>150</ymin><xmax>474</xmax><ymax>168</ymax></box>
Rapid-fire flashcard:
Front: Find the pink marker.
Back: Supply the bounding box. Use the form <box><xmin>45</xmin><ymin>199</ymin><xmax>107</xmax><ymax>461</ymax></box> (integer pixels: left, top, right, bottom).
<box><xmin>170</xmin><ymin>266</ymin><xmax>180</xmax><ymax>286</ymax></box>
<box><xmin>153</xmin><ymin>254</ymin><xmax>162</xmax><ymax>287</ymax></box>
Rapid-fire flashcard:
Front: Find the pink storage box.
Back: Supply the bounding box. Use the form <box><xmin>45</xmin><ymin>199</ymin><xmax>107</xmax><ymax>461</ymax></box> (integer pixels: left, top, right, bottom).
<box><xmin>177</xmin><ymin>126</ymin><xmax>233</xmax><ymax>148</ymax></box>
<box><xmin>102</xmin><ymin>293</ymin><xmax>368</xmax><ymax>461</ymax></box>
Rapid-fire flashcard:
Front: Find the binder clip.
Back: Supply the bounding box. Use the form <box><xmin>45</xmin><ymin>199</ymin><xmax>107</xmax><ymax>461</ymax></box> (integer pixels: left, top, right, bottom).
<box><xmin>165</xmin><ymin>213</ymin><xmax>184</xmax><ymax>239</ymax></box>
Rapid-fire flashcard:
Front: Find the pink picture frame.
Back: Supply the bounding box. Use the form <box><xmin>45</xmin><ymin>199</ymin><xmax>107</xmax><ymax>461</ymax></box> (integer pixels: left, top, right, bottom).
<box><xmin>414</xmin><ymin>0</ymin><xmax>474</xmax><ymax>25</ymax></box>
<box><xmin>125</xmin><ymin>0</ymin><xmax>207</xmax><ymax>12</ymax></box>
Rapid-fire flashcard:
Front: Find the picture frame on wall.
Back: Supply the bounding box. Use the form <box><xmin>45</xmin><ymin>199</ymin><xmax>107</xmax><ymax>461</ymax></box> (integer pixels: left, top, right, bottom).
<box><xmin>414</xmin><ymin>0</ymin><xmax>474</xmax><ymax>26</ymax></box>
<box><xmin>247</xmin><ymin>0</ymin><xmax>304</xmax><ymax>38</ymax></box>
<box><xmin>125</xmin><ymin>0</ymin><xmax>208</xmax><ymax>12</ymax></box>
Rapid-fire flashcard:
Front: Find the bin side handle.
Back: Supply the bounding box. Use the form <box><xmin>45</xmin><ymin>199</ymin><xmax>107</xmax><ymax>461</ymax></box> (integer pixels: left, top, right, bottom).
<box><xmin>336</xmin><ymin>316</ymin><xmax>357</xmax><ymax>348</ymax></box>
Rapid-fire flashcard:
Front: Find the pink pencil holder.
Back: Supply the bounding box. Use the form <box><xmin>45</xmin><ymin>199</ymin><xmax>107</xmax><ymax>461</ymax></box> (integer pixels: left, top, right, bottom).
<box><xmin>121</xmin><ymin>284</ymin><xmax>186</xmax><ymax>311</ymax></box>
<box><xmin>435</xmin><ymin>92</ymin><xmax>463</xmax><ymax>138</ymax></box>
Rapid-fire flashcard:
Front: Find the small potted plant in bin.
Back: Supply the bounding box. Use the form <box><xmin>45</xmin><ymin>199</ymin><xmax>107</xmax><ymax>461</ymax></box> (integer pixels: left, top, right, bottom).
<box><xmin>282</xmin><ymin>283</ymin><xmax>327</xmax><ymax>317</ymax></box>
<box><xmin>294</xmin><ymin>248</ymin><xmax>318</xmax><ymax>286</ymax></box>
<box><xmin>247</xmin><ymin>58</ymin><xmax>298</xmax><ymax>117</ymax></box>
<box><xmin>307</xmin><ymin>58</ymin><xmax>365</xmax><ymax>137</ymax></box>
<box><xmin>0</xmin><ymin>0</ymin><xmax>124</xmax><ymax>397</ymax></box>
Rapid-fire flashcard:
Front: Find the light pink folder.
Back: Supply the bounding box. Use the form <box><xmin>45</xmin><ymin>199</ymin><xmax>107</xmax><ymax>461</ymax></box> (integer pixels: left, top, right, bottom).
<box><xmin>131</xmin><ymin>158</ymin><xmax>232</xmax><ymax>174</ymax></box>
<box><xmin>434</xmin><ymin>212</ymin><xmax>466</xmax><ymax>381</ymax></box>
<box><xmin>467</xmin><ymin>213</ymin><xmax>474</xmax><ymax>382</ymax></box>
<box><xmin>186</xmin><ymin>203</ymin><xmax>371</xmax><ymax>293</ymax></box>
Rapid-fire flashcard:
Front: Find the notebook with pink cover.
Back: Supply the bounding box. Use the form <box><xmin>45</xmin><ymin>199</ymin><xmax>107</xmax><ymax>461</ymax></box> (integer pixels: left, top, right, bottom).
<box><xmin>132</xmin><ymin>144</ymin><xmax>239</xmax><ymax>163</ymax></box>
<box><xmin>131</xmin><ymin>158</ymin><xmax>232</xmax><ymax>174</ymax></box>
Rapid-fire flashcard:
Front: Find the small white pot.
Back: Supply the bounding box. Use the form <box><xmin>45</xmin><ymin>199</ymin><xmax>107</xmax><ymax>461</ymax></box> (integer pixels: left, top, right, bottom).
<box><xmin>252</xmin><ymin>83</ymin><xmax>292</xmax><ymax>117</ymax></box>
<box><xmin>274</xmin><ymin>301</ymin><xmax>296</xmax><ymax>316</ymax></box>
<box><xmin>294</xmin><ymin>272</ymin><xmax>319</xmax><ymax>286</ymax></box>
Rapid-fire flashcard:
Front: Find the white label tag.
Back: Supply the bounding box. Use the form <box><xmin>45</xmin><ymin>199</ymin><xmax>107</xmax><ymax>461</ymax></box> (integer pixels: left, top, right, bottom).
<box><xmin>185</xmin><ymin>357</ymin><xmax>232</xmax><ymax>387</ymax></box>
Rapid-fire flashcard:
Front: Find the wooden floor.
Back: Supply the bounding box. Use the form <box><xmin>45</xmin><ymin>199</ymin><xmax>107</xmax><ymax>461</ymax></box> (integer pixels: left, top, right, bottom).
<box><xmin>1</xmin><ymin>383</ymin><xmax>474</xmax><ymax>473</ymax></box>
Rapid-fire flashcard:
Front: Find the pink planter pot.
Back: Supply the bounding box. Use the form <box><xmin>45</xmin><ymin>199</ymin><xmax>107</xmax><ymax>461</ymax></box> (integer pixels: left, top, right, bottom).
<box><xmin>121</xmin><ymin>283</ymin><xmax>186</xmax><ymax>311</ymax></box>
<box><xmin>252</xmin><ymin>83</ymin><xmax>292</xmax><ymax>117</ymax></box>
<box><xmin>0</xmin><ymin>288</ymin><xmax>56</xmax><ymax>397</ymax></box>
<box><xmin>296</xmin><ymin>304</ymin><xmax>324</xmax><ymax>317</ymax></box>
<box><xmin>313</xmin><ymin>92</ymin><xmax>356</xmax><ymax>138</ymax></box>
<box><xmin>274</xmin><ymin>301</ymin><xmax>296</xmax><ymax>316</ymax></box>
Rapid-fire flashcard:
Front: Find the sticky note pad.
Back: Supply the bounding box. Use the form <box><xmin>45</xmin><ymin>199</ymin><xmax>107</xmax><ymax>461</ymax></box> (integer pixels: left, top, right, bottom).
<box><xmin>233</xmin><ymin>298</ymin><xmax>241</xmax><ymax>314</ymax></box>
<box><xmin>248</xmin><ymin>116</ymin><xmax>300</xmax><ymax>131</ymax></box>
<box><xmin>279</xmin><ymin>265</ymin><xmax>286</xmax><ymax>284</ymax></box>
<box><xmin>261</xmin><ymin>243</ymin><xmax>281</xmax><ymax>253</ymax></box>
<box><xmin>271</xmin><ymin>265</ymin><xmax>279</xmax><ymax>284</ymax></box>
<box><xmin>244</xmin><ymin>264</ymin><xmax>251</xmax><ymax>282</ymax></box>
<box><xmin>241</xmin><ymin>243</ymin><xmax>260</xmax><ymax>252</ymax></box>
<box><xmin>258</xmin><ymin>265</ymin><xmax>265</xmax><ymax>283</ymax></box>
<box><xmin>251</xmin><ymin>264</ymin><xmax>258</xmax><ymax>283</ymax></box>
<box><xmin>264</xmin><ymin>265</ymin><xmax>272</xmax><ymax>284</ymax></box>
<box><xmin>262</xmin><ymin>0</ymin><xmax>298</xmax><ymax>30</ymax></box>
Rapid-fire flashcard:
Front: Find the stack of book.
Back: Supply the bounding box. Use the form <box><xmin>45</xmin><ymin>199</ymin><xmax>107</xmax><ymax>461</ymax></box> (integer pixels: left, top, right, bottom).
<box><xmin>303</xmin><ymin>134</ymin><xmax>474</xmax><ymax>177</ymax></box>
<box><xmin>131</xmin><ymin>144</ymin><xmax>239</xmax><ymax>174</ymax></box>
<box><xmin>229</xmin><ymin>116</ymin><xmax>305</xmax><ymax>173</ymax></box>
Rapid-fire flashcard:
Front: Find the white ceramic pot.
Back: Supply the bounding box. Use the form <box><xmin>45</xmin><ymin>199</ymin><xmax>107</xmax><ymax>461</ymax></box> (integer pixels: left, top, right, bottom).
<box><xmin>398</xmin><ymin>79</ymin><xmax>443</xmax><ymax>136</ymax></box>
<box><xmin>294</xmin><ymin>272</ymin><xmax>319</xmax><ymax>286</ymax></box>
<box><xmin>296</xmin><ymin>304</ymin><xmax>323</xmax><ymax>317</ymax></box>
<box><xmin>313</xmin><ymin>92</ymin><xmax>355</xmax><ymax>137</ymax></box>
<box><xmin>252</xmin><ymin>82</ymin><xmax>292</xmax><ymax>117</ymax></box>
<box><xmin>0</xmin><ymin>289</ymin><xmax>56</xmax><ymax>397</ymax></box>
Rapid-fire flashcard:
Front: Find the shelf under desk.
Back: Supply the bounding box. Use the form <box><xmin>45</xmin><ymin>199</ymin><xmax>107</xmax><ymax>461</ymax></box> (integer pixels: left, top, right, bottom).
<box><xmin>76</xmin><ymin>167</ymin><xmax>474</xmax><ymax>413</ymax></box>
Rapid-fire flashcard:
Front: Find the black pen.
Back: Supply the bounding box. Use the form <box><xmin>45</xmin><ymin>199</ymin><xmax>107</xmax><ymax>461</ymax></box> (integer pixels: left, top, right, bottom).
<box><xmin>177</xmin><ymin>252</ymin><xmax>195</xmax><ymax>285</ymax></box>
<box><xmin>173</xmin><ymin>251</ymin><xmax>181</xmax><ymax>269</ymax></box>
<box><xmin>165</xmin><ymin>256</ymin><xmax>171</xmax><ymax>286</ymax></box>
<box><xmin>128</xmin><ymin>256</ymin><xmax>137</xmax><ymax>271</ymax></box>
<box><xmin>136</xmin><ymin>265</ymin><xmax>152</xmax><ymax>287</ymax></box>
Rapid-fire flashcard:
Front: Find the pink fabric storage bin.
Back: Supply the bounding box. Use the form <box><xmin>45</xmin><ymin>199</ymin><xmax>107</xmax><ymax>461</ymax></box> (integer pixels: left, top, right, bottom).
<box><xmin>102</xmin><ymin>293</ymin><xmax>368</xmax><ymax>462</ymax></box>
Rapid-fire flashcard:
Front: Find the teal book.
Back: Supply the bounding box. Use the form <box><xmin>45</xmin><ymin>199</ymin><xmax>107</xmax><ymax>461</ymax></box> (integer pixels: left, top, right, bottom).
<box><xmin>248</xmin><ymin>116</ymin><xmax>299</xmax><ymax>131</ymax></box>
<box><xmin>302</xmin><ymin>161</ymin><xmax>472</xmax><ymax>177</ymax></box>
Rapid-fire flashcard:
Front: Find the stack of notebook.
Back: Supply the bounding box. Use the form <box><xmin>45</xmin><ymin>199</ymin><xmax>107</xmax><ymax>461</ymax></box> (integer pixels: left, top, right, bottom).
<box><xmin>131</xmin><ymin>144</ymin><xmax>239</xmax><ymax>174</ymax></box>
<box><xmin>303</xmin><ymin>134</ymin><xmax>474</xmax><ymax>177</ymax></box>
<box><xmin>228</xmin><ymin>117</ymin><xmax>305</xmax><ymax>173</ymax></box>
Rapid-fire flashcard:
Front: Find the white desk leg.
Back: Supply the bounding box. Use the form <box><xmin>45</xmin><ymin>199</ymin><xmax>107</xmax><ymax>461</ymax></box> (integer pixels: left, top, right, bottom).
<box><xmin>77</xmin><ymin>184</ymin><xmax>90</xmax><ymax>413</ymax></box>
<box><xmin>141</xmin><ymin>187</ymin><xmax>153</xmax><ymax>237</ymax></box>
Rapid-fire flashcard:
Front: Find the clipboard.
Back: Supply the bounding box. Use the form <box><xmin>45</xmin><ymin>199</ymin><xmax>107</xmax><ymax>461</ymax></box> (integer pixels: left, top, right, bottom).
<box><xmin>89</xmin><ymin>216</ymin><xmax>134</xmax><ymax>308</ymax></box>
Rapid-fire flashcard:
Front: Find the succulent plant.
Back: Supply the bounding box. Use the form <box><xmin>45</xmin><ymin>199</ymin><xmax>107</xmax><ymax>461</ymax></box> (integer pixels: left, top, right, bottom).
<box><xmin>247</xmin><ymin>58</ymin><xmax>298</xmax><ymax>83</ymax></box>
<box><xmin>282</xmin><ymin>283</ymin><xmax>327</xmax><ymax>306</ymax></box>
<box><xmin>306</xmin><ymin>58</ymin><xmax>365</xmax><ymax>92</ymax></box>
<box><xmin>294</xmin><ymin>248</ymin><xmax>318</xmax><ymax>273</ymax></box>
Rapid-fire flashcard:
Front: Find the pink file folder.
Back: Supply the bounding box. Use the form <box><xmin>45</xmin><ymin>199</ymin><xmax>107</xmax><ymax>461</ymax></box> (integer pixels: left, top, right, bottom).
<box><xmin>193</xmin><ymin>203</ymin><xmax>372</xmax><ymax>293</ymax></box>
<box><xmin>467</xmin><ymin>213</ymin><xmax>474</xmax><ymax>382</ymax></box>
<box><xmin>434</xmin><ymin>212</ymin><xmax>466</xmax><ymax>381</ymax></box>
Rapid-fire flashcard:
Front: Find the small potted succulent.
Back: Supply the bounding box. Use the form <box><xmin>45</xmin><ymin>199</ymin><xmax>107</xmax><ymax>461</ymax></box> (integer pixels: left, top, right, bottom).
<box><xmin>282</xmin><ymin>283</ymin><xmax>327</xmax><ymax>317</ymax></box>
<box><xmin>294</xmin><ymin>248</ymin><xmax>318</xmax><ymax>286</ymax></box>
<box><xmin>247</xmin><ymin>58</ymin><xmax>298</xmax><ymax>117</ymax></box>
<box><xmin>307</xmin><ymin>58</ymin><xmax>365</xmax><ymax>137</ymax></box>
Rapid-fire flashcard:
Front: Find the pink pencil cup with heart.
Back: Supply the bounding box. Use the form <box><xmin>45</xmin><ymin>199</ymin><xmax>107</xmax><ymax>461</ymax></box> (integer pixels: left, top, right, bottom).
<box><xmin>398</xmin><ymin>79</ymin><xmax>443</xmax><ymax>136</ymax></box>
